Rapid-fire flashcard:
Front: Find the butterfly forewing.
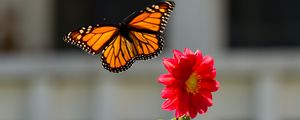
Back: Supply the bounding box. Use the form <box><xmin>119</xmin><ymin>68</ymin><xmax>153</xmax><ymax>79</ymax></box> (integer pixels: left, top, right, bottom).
<box><xmin>127</xmin><ymin>1</ymin><xmax>175</xmax><ymax>60</ymax></box>
<box><xmin>64</xmin><ymin>25</ymin><xmax>119</xmax><ymax>55</ymax></box>
<box><xmin>128</xmin><ymin>1</ymin><xmax>175</xmax><ymax>33</ymax></box>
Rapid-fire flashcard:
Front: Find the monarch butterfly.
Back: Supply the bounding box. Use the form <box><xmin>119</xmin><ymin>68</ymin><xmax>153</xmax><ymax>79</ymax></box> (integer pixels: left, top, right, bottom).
<box><xmin>64</xmin><ymin>1</ymin><xmax>175</xmax><ymax>73</ymax></box>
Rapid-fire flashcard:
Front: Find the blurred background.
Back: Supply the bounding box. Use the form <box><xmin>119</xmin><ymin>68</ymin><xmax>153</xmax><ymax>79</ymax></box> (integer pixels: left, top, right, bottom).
<box><xmin>1</xmin><ymin>0</ymin><xmax>300</xmax><ymax>120</ymax></box>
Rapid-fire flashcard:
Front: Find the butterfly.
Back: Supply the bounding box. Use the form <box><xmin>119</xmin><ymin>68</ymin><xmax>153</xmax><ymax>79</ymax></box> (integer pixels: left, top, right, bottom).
<box><xmin>63</xmin><ymin>1</ymin><xmax>175</xmax><ymax>73</ymax></box>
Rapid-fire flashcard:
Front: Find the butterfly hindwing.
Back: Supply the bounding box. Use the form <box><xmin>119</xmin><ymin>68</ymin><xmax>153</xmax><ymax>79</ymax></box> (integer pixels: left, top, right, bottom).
<box><xmin>101</xmin><ymin>34</ymin><xmax>138</xmax><ymax>73</ymax></box>
<box><xmin>129</xmin><ymin>31</ymin><xmax>164</xmax><ymax>60</ymax></box>
<box><xmin>101</xmin><ymin>31</ymin><xmax>164</xmax><ymax>73</ymax></box>
<box><xmin>64</xmin><ymin>25</ymin><xmax>119</xmax><ymax>55</ymax></box>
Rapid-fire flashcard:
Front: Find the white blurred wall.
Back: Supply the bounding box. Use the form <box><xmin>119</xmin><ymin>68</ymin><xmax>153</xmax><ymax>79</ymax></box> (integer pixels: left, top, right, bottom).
<box><xmin>1</xmin><ymin>0</ymin><xmax>300</xmax><ymax>120</ymax></box>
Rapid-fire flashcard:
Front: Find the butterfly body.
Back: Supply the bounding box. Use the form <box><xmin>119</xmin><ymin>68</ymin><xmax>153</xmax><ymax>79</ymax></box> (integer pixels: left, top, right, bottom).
<box><xmin>118</xmin><ymin>23</ymin><xmax>133</xmax><ymax>42</ymax></box>
<box><xmin>64</xmin><ymin>1</ymin><xmax>175</xmax><ymax>73</ymax></box>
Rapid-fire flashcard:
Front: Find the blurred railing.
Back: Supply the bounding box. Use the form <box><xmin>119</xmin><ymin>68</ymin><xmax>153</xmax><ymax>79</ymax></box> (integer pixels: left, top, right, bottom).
<box><xmin>1</xmin><ymin>53</ymin><xmax>300</xmax><ymax>120</ymax></box>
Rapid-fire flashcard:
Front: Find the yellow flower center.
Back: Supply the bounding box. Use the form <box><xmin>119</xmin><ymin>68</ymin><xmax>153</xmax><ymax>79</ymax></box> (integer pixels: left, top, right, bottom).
<box><xmin>185</xmin><ymin>72</ymin><xmax>200</xmax><ymax>95</ymax></box>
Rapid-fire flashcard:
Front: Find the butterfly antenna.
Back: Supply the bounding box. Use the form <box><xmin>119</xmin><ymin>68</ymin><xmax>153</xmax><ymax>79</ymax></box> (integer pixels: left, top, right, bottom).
<box><xmin>123</xmin><ymin>11</ymin><xmax>137</xmax><ymax>21</ymax></box>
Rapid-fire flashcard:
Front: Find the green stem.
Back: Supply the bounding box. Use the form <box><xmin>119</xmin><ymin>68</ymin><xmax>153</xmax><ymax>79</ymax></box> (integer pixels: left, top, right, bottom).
<box><xmin>171</xmin><ymin>116</ymin><xmax>191</xmax><ymax>120</ymax></box>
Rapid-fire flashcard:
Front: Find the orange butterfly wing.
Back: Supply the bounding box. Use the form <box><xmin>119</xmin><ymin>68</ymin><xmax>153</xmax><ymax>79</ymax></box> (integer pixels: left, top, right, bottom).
<box><xmin>101</xmin><ymin>32</ymin><xmax>164</xmax><ymax>73</ymax></box>
<box><xmin>128</xmin><ymin>1</ymin><xmax>175</xmax><ymax>60</ymax></box>
<box><xmin>128</xmin><ymin>31</ymin><xmax>162</xmax><ymax>60</ymax></box>
<box><xmin>101</xmin><ymin>34</ymin><xmax>138</xmax><ymax>73</ymax></box>
<box><xmin>129</xmin><ymin>1</ymin><xmax>174</xmax><ymax>33</ymax></box>
<box><xmin>64</xmin><ymin>25</ymin><xmax>118</xmax><ymax>55</ymax></box>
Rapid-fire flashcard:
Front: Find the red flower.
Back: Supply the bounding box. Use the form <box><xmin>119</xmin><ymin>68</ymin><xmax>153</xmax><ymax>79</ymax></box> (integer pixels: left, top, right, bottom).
<box><xmin>158</xmin><ymin>48</ymin><xmax>219</xmax><ymax>118</ymax></box>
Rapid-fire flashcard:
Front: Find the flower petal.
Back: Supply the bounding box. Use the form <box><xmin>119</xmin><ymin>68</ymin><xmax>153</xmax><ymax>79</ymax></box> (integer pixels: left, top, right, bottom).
<box><xmin>195</xmin><ymin>56</ymin><xmax>214</xmax><ymax>74</ymax></box>
<box><xmin>193</xmin><ymin>50</ymin><xmax>203</xmax><ymax>70</ymax></box>
<box><xmin>163</xmin><ymin>58</ymin><xmax>177</xmax><ymax>72</ymax></box>
<box><xmin>178</xmin><ymin>93</ymin><xmax>190</xmax><ymax>115</ymax></box>
<box><xmin>195</xmin><ymin>50</ymin><xmax>203</xmax><ymax>57</ymax></box>
<box><xmin>183</xmin><ymin>48</ymin><xmax>198</xmax><ymax>64</ymax></box>
<box><xmin>184</xmin><ymin>48</ymin><xmax>193</xmax><ymax>55</ymax></box>
<box><xmin>161</xmin><ymin>87</ymin><xmax>178</xmax><ymax>99</ymax></box>
<box><xmin>158</xmin><ymin>73</ymin><xmax>177</xmax><ymax>86</ymax></box>
<box><xmin>191</xmin><ymin>94</ymin><xmax>209</xmax><ymax>114</ymax></box>
<box><xmin>162</xmin><ymin>97</ymin><xmax>178</xmax><ymax>110</ymax></box>
<box><xmin>198</xmin><ymin>107</ymin><xmax>207</xmax><ymax>114</ymax></box>
<box><xmin>201</xmin><ymin>92</ymin><xmax>213</xmax><ymax>106</ymax></box>
<box><xmin>200</xmin><ymin>78</ymin><xmax>220</xmax><ymax>92</ymax></box>
<box><xmin>173</xmin><ymin>49</ymin><xmax>183</xmax><ymax>62</ymax></box>
<box><xmin>201</xmin><ymin>56</ymin><xmax>214</xmax><ymax>68</ymax></box>
<box><xmin>188</xmin><ymin>104</ymin><xmax>198</xmax><ymax>118</ymax></box>
<box><xmin>194</xmin><ymin>92</ymin><xmax>214</xmax><ymax>111</ymax></box>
